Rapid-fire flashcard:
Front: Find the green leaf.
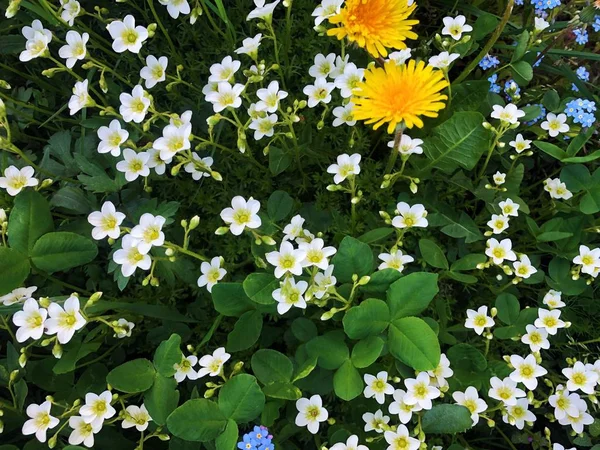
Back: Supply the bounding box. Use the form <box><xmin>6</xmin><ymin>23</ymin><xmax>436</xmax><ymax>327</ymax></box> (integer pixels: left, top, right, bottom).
<box><xmin>343</xmin><ymin>298</ymin><xmax>390</xmax><ymax>339</ymax></box>
<box><xmin>473</xmin><ymin>13</ymin><xmax>498</xmax><ymax>40</ymax></box>
<box><xmin>387</xmin><ymin>272</ymin><xmax>439</xmax><ymax>319</ymax></box>
<box><xmin>511</xmin><ymin>31</ymin><xmax>530</xmax><ymax>62</ymax></box>
<box><xmin>333</xmin><ymin>360</ymin><xmax>363</xmax><ymax>401</ymax></box>
<box><xmin>291</xmin><ymin>317</ymin><xmax>318</xmax><ymax>342</ymax></box>
<box><xmin>511</xmin><ymin>61</ymin><xmax>533</xmax><ymax>85</ymax></box>
<box><xmin>87</xmin><ymin>301</ymin><xmax>196</xmax><ymax>322</ymax></box>
<box><xmin>53</xmin><ymin>341</ymin><xmax>100</xmax><ymax>374</ymax></box>
<box><xmin>251</xmin><ymin>349</ymin><xmax>293</xmax><ymax>384</ymax></box>
<box><xmin>7</xmin><ymin>190</ymin><xmax>54</xmax><ymax>255</ymax></box>
<box><xmin>107</xmin><ymin>359</ymin><xmax>155</xmax><ymax>393</ymax></box>
<box><xmin>144</xmin><ymin>374</ymin><xmax>180</xmax><ymax>426</ymax></box>
<box><xmin>267</xmin><ymin>190</ymin><xmax>293</xmax><ymax>221</ymax></box>
<box><xmin>306</xmin><ymin>333</ymin><xmax>349</xmax><ymax>370</ymax></box>
<box><xmin>30</xmin><ymin>232</ymin><xmax>97</xmax><ymax>273</ymax></box>
<box><xmin>153</xmin><ymin>334</ymin><xmax>183</xmax><ymax>377</ymax></box>
<box><xmin>292</xmin><ymin>355</ymin><xmax>318</xmax><ymax>382</ymax></box>
<box><xmin>542</xmin><ymin>89</ymin><xmax>560</xmax><ymax>111</ymax></box>
<box><xmin>243</xmin><ymin>273</ymin><xmax>278</xmax><ymax>305</ymax></box>
<box><xmin>167</xmin><ymin>399</ymin><xmax>227</xmax><ymax>442</ymax></box>
<box><xmin>581</xmin><ymin>187</ymin><xmax>600</xmax><ymax>215</ymax></box>
<box><xmin>388</xmin><ymin>317</ymin><xmax>441</xmax><ymax>371</ymax></box>
<box><xmin>451</xmin><ymin>254</ymin><xmax>487</xmax><ymax>271</ymax></box>
<box><xmin>218</xmin><ymin>374</ymin><xmax>265</xmax><ymax>422</ymax></box>
<box><xmin>419</xmin><ymin>112</ymin><xmax>492</xmax><ymax>174</ymax></box>
<box><xmin>215</xmin><ymin>420</ymin><xmax>238</xmax><ymax>450</ymax></box>
<box><xmin>0</xmin><ymin>247</ymin><xmax>30</xmax><ymax>296</ymax></box>
<box><xmin>269</xmin><ymin>146</ymin><xmax>291</xmax><ymax>175</ymax></box>
<box><xmin>360</xmin><ymin>268</ymin><xmax>402</xmax><ymax>295</ymax></box>
<box><xmin>351</xmin><ymin>336</ymin><xmax>385</xmax><ymax>368</ymax></box>
<box><xmin>450</xmin><ymin>81</ymin><xmax>491</xmax><ymax>112</ymax></box>
<box><xmin>331</xmin><ymin>236</ymin><xmax>374</xmax><ymax>283</ymax></box>
<box><xmin>226</xmin><ymin>310</ymin><xmax>263</xmax><ymax>352</ymax></box>
<box><xmin>51</xmin><ymin>186</ymin><xmax>91</xmax><ymax>214</ymax></box>
<box><xmin>495</xmin><ymin>293</ymin><xmax>520</xmax><ymax>325</ymax></box>
<box><xmin>533</xmin><ymin>141</ymin><xmax>567</xmax><ymax>161</ymax></box>
<box><xmin>561</xmin><ymin>164</ymin><xmax>591</xmax><ymax>193</ymax></box>
<box><xmin>422</xmin><ymin>404</ymin><xmax>473</xmax><ymax>433</ymax></box>
<box><xmin>447</xmin><ymin>344</ymin><xmax>487</xmax><ymax>386</ymax></box>
<box><xmin>211</xmin><ymin>283</ymin><xmax>255</xmax><ymax>317</ymax></box>
<box><xmin>419</xmin><ymin>239</ymin><xmax>448</xmax><ymax>269</ymax></box>
<box><xmin>567</xmin><ymin>126</ymin><xmax>596</xmax><ymax>157</ymax></box>
<box><xmin>357</xmin><ymin>227</ymin><xmax>394</xmax><ymax>244</ymax></box>
<box><xmin>262</xmin><ymin>381</ymin><xmax>302</xmax><ymax>400</ymax></box>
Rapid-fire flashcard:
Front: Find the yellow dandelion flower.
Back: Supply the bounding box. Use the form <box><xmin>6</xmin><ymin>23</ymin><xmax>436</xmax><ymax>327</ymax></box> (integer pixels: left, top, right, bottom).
<box><xmin>352</xmin><ymin>60</ymin><xmax>449</xmax><ymax>132</ymax></box>
<box><xmin>327</xmin><ymin>0</ymin><xmax>419</xmax><ymax>58</ymax></box>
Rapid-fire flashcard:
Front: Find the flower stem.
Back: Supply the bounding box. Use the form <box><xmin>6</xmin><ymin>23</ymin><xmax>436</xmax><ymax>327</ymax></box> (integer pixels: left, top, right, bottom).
<box><xmin>384</xmin><ymin>124</ymin><xmax>404</xmax><ymax>175</ymax></box>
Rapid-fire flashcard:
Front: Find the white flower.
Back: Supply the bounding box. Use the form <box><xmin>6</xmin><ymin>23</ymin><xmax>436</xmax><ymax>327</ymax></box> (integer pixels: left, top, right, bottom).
<box><xmin>492</xmin><ymin>171</ymin><xmax>506</xmax><ymax>185</ymax></box>
<box><xmin>363</xmin><ymin>409</ymin><xmax>389</xmax><ymax>433</ymax></box>
<box><xmin>541</xmin><ymin>113</ymin><xmax>570</xmax><ymax>137</ymax></box>
<box><xmin>87</xmin><ymin>201</ymin><xmax>125</xmax><ymax>240</ymax></box>
<box><xmin>209</xmin><ymin>56</ymin><xmax>241</xmax><ymax>82</ymax></box>
<box><xmin>573</xmin><ymin>245</ymin><xmax>600</xmax><ymax>275</ymax></box>
<box><xmin>197</xmin><ymin>256</ymin><xmax>227</xmax><ymax>292</ymax></box>
<box><xmin>427</xmin><ymin>353</ymin><xmax>453</xmax><ymax>388</ymax></box>
<box><xmin>12</xmin><ymin>298</ymin><xmax>47</xmax><ymax>343</ymax></box>
<box><xmin>388</xmin><ymin>135</ymin><xmax>423</xmax><ymax>156</ymax></box>
<box><xmin>388</xmin><ymin>389</ymin><xmax>422</xmax><ymax>424</ymax></box>
<box><xmin>283</xmin><ymin>215</ymin><xmax>306</xmax><ymax>241</ymax></box>
<box><xmin>487</xmin><ymin>214</ymin><xmax>510</xmax><ymax>234</ymax></box>
<box><xmin>309</xmin><ymin>53</ymin><xmax>337</xmax><ymax>79</ymax></box>
<box><xmin>509</xmin><ymin>134</ymin><xmax>532</xmax><ymax>154</ymax></box>
<box><xmin>116</xmin><ymin>149</ymin><xmax>150</xmax><ymax>182</ymax></box>
<box><xmin>22</xmin><ymin>401</ymin><xmax>59</xmax><ymax>443</ymax></box>
<box><xmin>154</xmin><ymin>123</ymin><xmax>192</xmax><ymax>161</ymax></box>
<box><xmin>334</xmin><ymin>63</ymin><xmax>364</xmax><ymax>98</ymax></box>
<box><xmin>488</xmin><ymin>376</ymin><xmax>526</xmax><ymax>405</ymax></box>
<box><xmin>559</xmin><ymin>409</ymin><xmax>594</xmax><ymax>434</ymax></box>
<box><xmin>247</xmin><ymin>0</ymin><xmax>280</xmax><ymax>21</ymax></box>
<box><xmin>521</xmin><ymin>325</ymin><xmax>550</xmax><ymax>352</ymax></box>
<box><xmin>543</xmin><ymin>289</ymin><xmax>565</xmax><ymax>309</ymax></box>
<box><xmin>130</xmin><ymin>213</ymin><xmax>166</xmax><ymax>253</ymax></box>
<box><xmin>68</xmin><ymin>415</ymin><xmax>101</xmax><ymax>448</ymax></box>
<box><xmin>563</xmin><ymin>362</ymin><xmax>599</xmax><ymax>394</ymax></box>
<box><xmin>0</xmin><ymin>165</ymin><xmax>38</xmax><ymax>196</ymax></box>
<box><xmin>58</xmin><ymin>31</ymin><xmax>88</xmax><ymax>68</ymax></box>
<box><xmin>97</xmin><ymin>120</ymin><xmax>129</xmax><ymax>157</ymax></box>
<box><xmin>509</xmin><ymin>354</ymin><xmax>547</xmax><ymax>390</ymax></box>
<box><xmin>330</xmin><ymin>55</ymin><xmax>350</xmax><ymax>79</ymax></box>
<box><xmin>256</xmin><ymin>80</ymin><xmax>288</xmax><ymax>113</ymax></box>
<box><xmin>107</xmin><ymin>15</ymin><xmax>148</xmax><ymax>53</ymax></box>
<box><xmin>249</xmin><ymin>114</ymin><xmax>278</xmax><ymax>140</ymax></box>
<box><xmin>330</xmin><ymin>435</ymin><xmax>368</xmax><ymax>450</ymax></box>
<box><xmin>548</xmin><ymin>387</ymin><xmax>583</xmax><ymax>421</ymax></box>
<box><xmin>299</xmin><ymin>238</ymin><xmax>336</xmax><ymax>270</ymax></box>
<box><xmin>327</xmin><ymin>153</ymin><xmax>361</xmax><ymax>184</ymax></box>
<box><xmin>452</xmin><ymin>386</ymin><xmax>487</xmax><ymax>425</ymax></box>
<box><xmin>113</xmin><ymin>318</ymin><xmax>135</xmax><ymax>338</ymax></box>
<box><xmin>148</xmin><ymin>148</ymin><xmax>171</xmax><ymax>175</ymax></box>
<box><xmin>273</xmin><ymin>277</ymin><xmax>308</xmax><ymax>315</ymax></box>
<box><xmin>428</xmin><ymin>51</ymin><xmax>460</xmax><ymax>69</ymax></box>
<box><xmin>80</xmin><ymin>391</ymin><xmax>116</xmax><ymax>427</ymax></box>
<box><xmin>392</xmin><ymin>202</ymin><xmax>428</xmax><ymax>229</ymax></box>
<box><xmin>503</xmin><ymin>398</ymin><xmax>536</xmax><ymax>429</ymax></box>
<box><xmin>332</xmin><ymin>103</ymin><xmax>356</xmax><ymax>127</ymax></box>
<box><xmin>198</xmin><ymin>347</ymin><xmax>230</xmax><ymax>377</ymax></box>
<box><xmin>295</xmin><ymin>395</ymin><xmax>328</xmax><ymax>434</ymax></box>
<box><xmin>45</xmin><ymin>296</ymin><xmax>86</xmax><ymax>344</ymax></box>
<box><xmin>534</xmin><ymin>308</ymin><xmax>566</xmax><ymax>335</ymax></box>
<box><xmin>220</xmin><ymin>196</ymin><xmax>262</xmax><ymax>235</ymax></box>
<box><xmin>485</xmin><ymin>238</ymin><xmax>517</xmax><ymax>265</ymax></box>
<box><xmin>20</xmin><ymin>20</ymin><xmax>52</xmax><ymax>62</ymax></box>
<box><xmin>491</xmin><ymin>104</ymin><xmax>525</xmax><ymax>125</ymax></box>
<box><xmin>311</xmin><ymin>0</ymin><xmax>343</xmax><ymax>26</ymax></box>
<box><xmin>267</xmin><ymin>242</ymin><xmax>307</xmax><ymax>278</ymax></box>
<box><xmin>387</xmin><ymin>49</ymin><xmax>412</xmax><ymax>65</ymax></box>
<box><xmin>60</xmin><ymin>0</ymin><xmax>81</xmax><ymax>26</ymax></box>
<box><xmin>313</xmin><ymin>265</ymin><xmax>337</xmax><ymax>299</ymax></box>
<box><xmin>544</xmin><ymin>177</ymin><xmax>573</xmax><ymax>200</ymax></box>
<box><xmin>498</xmin><ymin>198</ymin><xmax>520</xmax><ymax>217</ymax></box>
<box><xmin>69</xmin><ymin>80</ymin><xmax>91</xmax><ymax>116</ymax></box>
<box><xmin>159</xmin><ymin>0</ymin><xmax>190</xmax><ymax>19</ymax></box>
<box><xmin>364</xmin><ymin>371</ymin><xmax>394</xmax><ymax>404</ymax></box>
<box><xmin>378</xmin><ymin>250</ymin><xmax>414</xmax><ymax>273</ymax></box>
<box><xmin>113</xmin><ymin>234</ymin><xmax>152</xmax><ymax>277</ymax></box>
<box><xmin>553</xmin><ymin>445</ymin><xmax>576</xmax><ymax>450</ymax></box>
<box><xmin>235</xmin><ymin>33</ymin><xmax>262</xmax><ymax>57</ymax></box>
<box><xmin>465</xmin><ymin>306</ymin><xmax>494</xmax><ymax>335</ymax></box>
<box><xmin>0</xmin><ymin>286</ymin><xmax>37</xmax><ymax>306</ymax></box>
<box><xmin>206</xmin><ymin>82</ymin><xmax>245</xmax><ymax>112</ymax></box>
<box><xmin>513</xmin><ymin>254</ymin><xmax>537</xmax><ymax>279</ymax></box>
<box><xmin>174</xmin><ymin>355</ymin><xmax>199</xmax><ymax>382</ymax></box>
<box><xmin>442</xmin><ymin>15</ymin><xmax>473</xmax><ymax>40</ymax></box>
<box><xmin>384</xmin><ymin>425</ymin><xmax>420</xmax><ymax>450</ymax></box>
<box><xmin>122</xmin><ymin>404</ymin><xmax>152</xmax><ymax>431</ymax></box>
<box><xmin>403</xmin><ymin>372</ymin><xmax>440</xmax><ymax>410</ymax></box>
<box><xmin>119</xmin><ymin>85</ymin><xmax>150</xmax><ymax>123</ymax></box>
<box><xmin>534</xmin><ymin>17</ymin><xmax>550</xmax><ymax>32</ymax></box>
<box><xmin>184</xmin><ymin>153</ymin><xmax>213</xmax><ymax>179</ymax></box>
<box><xmin>303</xmin><ymin>78</ymin><xmax>335</xmax><ymax>108</ymax></box>
<box><xmin>140</xmin><ymin>55</ymin><xmax>168</xmax><ymax>89</ymax></box>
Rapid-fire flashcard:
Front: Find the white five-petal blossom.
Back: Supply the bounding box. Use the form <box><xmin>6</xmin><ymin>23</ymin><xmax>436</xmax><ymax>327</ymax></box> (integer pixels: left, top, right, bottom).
<box><xmin>140</xmin><ymin>55</ymin><xmax>168</xmax><ymax>89</ymax></box>
<box><xmin>58</xmin><ymin>31</ymin><xmax>89</xmax><ymax>68</ymax></box>
<box><xmin>485</xmin><ymin>238</ymin><xmax>517</xmax><ymax>265</ymax></box>
<box><xmin>384</xmin><ymin>425</ymin><xmax>420</xmax><ymax>450</ymax></box>
<box><xmin>159</xmin><ymin>0</ymin><xmax>191</xmax><ymax>19</ymax></box>
<box><xmin>45</xmin><ymin>296</ymin><xmax>87</xmax><ymax>344</ymax></box>
<box><xmin>295</xmin><ymin>395</ymin><xmax>328</xmax><ymax>434</ymax></box>
<box><xmin>198</xmin><ymin>347</ymin><xmax>230</xmax><ymax>378</ymax></box>
<box><xmin>69</xmin><ymin>80</ymin><xmax>92</xmax><ymax>116</ymax></box>
<box><xmin>119</xmin><ymin>85</ymin><xmax>151</xmax><ymax>123</ymax></box>
<box><xmin>79</xmin><ymin>390</ymin><xmax>116</xmax><ymax>427</ymax></box>
<box><xmin>22</xmin><ymin>401</ymin><xmax>59</xmax><ymax>443</ymax></box>
<box><xmin>174</xmin><ymin>355</ymin><xmax>199</xmax><ymax>382</ymax></box>
<box><xmin>266</xmin><ymin>241</ymin><xmax>307</xmax><ymax>278</ymax></box>
<box><xmin>465</xmin><ymin>305</ymin><xmax>494</xmax><ymax>335</ymax></box>
<box><xmin>392</xmin><ymin>202</ymin><xmax>428</xmax><ymax>229</ymax></box>
<box><xmin>122</xmin><ymin>404</ymin><xmax>152</xmax><ymax>431</ymax></box>
<box><xmin>491</xmin><ymin>104</ymin><xmax>525</xmax><ymax>125</ymax></box>
<box><xmin>534</xmin><ymin>308</ymin><xmax>566</xmax><ymax>335</ymax></box>
<box><xmin>130</xmin><ymin>213</ymin><xmax>166</xmax><ymax>253</ymax></box>
<box><xmin>327</xmin><ymin>153</ymin><xmax>361</xmax><ymax>184</ymax></box>
<box><xmin>403</xmin><ymin>372</ymin><xmax>440</xmax><ymax>410</ymax></box>
<box><xmin>97</xmin><ymin>120</ymin><xmax>129</xmax><ymax>157</ymax></box>
<box><xmin>488</xmin><ymin>376</ymin><xmax>526</xmax><ymax>405</ymax></box>
<box><xmin>87</xmin><ymin>201</ymin><xmax>126</xmax><ymax>240</ymax></box>
<box><xmin>303</xmin><ymin>77</ymin><xmax>335</xmax><ymax>108</ymax></box>
<box><xmin>197</xmin><ymin>256</ymin><xmax>227</xmax><ymax>292</ymax></box>
<box><xmin>441</xmin><ymin>15</ymin><xmax>473</xmax><ymax>40</ymax></box>
<box><xmin>68</xmin><ymin>415</ymin><xmax>102</xmax><ymax>448</ymax></box>
<box><xmin>452</xmin><ymin>386</ymin><xmax>488</xmax><ymax>425</ymax></box>
<box><xmin>272</xmin><ymin>277</ymin><xmax>308</xmax><ymax>315</ymax></box>
<box><xmin>541</xmin><ymin>113</ymin><xmax>570</xmax><ymax>137</ymax></box>
<box><xmin>220</xmin><ymin>196</ymin><xmax>262</xmax><ymax>235</ymax></box>
<box><xmin>116</xmin><ymin>148</ymin><xmax>151</xmax><ymax>182</ymax></box>
<box><xmin>364</xmin><ymin>371</ymin><xmax>395</xmax><ymax>404</ymax></box>
<box><xmin>0</xmin><ymin>165</ymin><xmax>39</xmax><ymax>196</ymax></box>
<box><xmin>428</xmin><ymin>51</ymin><xmax>460</xmax><ymax>69</ymax></box>
<box><xmin>330</xmin><ymin>435</ymin><xmax>368</xmax><ymax>450</ymax></box>
<box><xmin>12</xmin><ymin>298</ymin><xmax>47</xmax><ymax>343</ymax></box>
<box><xmin>113</xmin><ymin>234</ymin><xmax>152</xmax><ymax>277</ymax></box>
<box><xmin>509</xmin><ymin>354</ymin><xmax>548</xmax><ymax>390</ymax></box>
<box><xmin>107</xmin><ymin>15</ymin><xmax>148</xmax><ymax>54</ymax></box>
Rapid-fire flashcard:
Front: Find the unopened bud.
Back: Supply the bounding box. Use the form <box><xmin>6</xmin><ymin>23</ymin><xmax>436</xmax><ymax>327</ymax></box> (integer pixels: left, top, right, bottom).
<box><xmin>357</xmin><ymin>275</ymin><xmax>370</xmax><ymax>285</ymax></box>
<box><xmin>261</xmin><ymin>235</ymin><xmax>276</xmax><ymax>246</ymax></box>
<box><xmin>18</xmin><ymin>353</ymin><xmax>27</xmax><ymax>368</ymax></box>
<box><xmin>52</xmin><ymin>341</ymin><xmax>63</xmax><ymax>359</ymax></box>
<box><xmin>147</xmin><ymin>23</ymin><xmax>157</xmax><ymax>37</ymax></box>
<box><xmin>48</xmin><ymin>435</ymin><xmax>57</xmax><ymax>449</ymax></box>
<box><xmin>189</xmin><ymin>215</ymin><xmax>200</xmax><ymax>230</ymax></box>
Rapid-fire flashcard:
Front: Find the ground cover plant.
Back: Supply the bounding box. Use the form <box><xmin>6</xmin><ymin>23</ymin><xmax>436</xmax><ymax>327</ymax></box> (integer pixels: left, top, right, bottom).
<box><xmin>0</xmin><ymin>0</ymin><xmax>599</xmax><ymax>449</ymax></box>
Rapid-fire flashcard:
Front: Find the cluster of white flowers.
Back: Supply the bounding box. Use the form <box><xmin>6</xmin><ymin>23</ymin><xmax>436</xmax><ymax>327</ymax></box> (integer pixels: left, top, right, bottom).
<box><xmin>173</xmin><ymin>347</ymin><xmax>231</xmax><ymax>382</ymax></box>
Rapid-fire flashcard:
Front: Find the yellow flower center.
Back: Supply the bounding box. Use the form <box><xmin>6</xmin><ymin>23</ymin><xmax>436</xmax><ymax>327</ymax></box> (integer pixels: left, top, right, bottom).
<box><xmin>582</xmin><ymin>255</ymin><xmax>594</xmax><ymax>265</ymax></box>
<box><xmin>123</xmin><ymin>30</ymin><xmax>139</xmax><ymax>44</ymax></box>
<box><xmin>463</xmin><ymin>399</ymin><xmax>477</xmax><ymax>413</ymax></box>
<box><xmin>520</xmin><ymin>365</ymin><xmax>533</xmax><ymax>378</ymax></box>
<box><xmin>103</xmin><ymin>216</ymin><xmax>117</xmax><ymax>230</ymax></box>
<box><xmin>143</xmin><ymin>226</ymin><xmax>160</xmax><ymax>242</ymax></box>
<box><xmin>305</xmin><ymin>405</ymin><xmax>320</xmax><ymax>420</ymax></box>
<box><xmin>474</xmin><ymin>316</ymin><xmax>487</xmax><ymax>327</ymax></box>
<box><xmin>132</xmin><ymin>98</ymin><xmax>146</xmax><ymax>113</ymax></box>
<box><xmin>572</xmin><ymin>373</ymin><xmax>586</xmax><ymax>385</ymax></box>
<box><xmin>109</xmin><ymin>133</ymin><xmax>123</xmax><ymax>147</ymax></box>
<box><xmin>543</xmin><ymin>317</ymin><xmax>557</xmax><ymax>328</ymax></box>
<box><xmin>492</xmin><ymin>248</ymin><xmax>505</xmax><ymax>258</ymax></box>
<box><xmin>209</xmin><ymin>358</ymin><xmax>222</xmax><ymax>373</ymax></box>
<box><xmin>234</xmin><ymin>209</ymin><xmax>251</xmax><ymax>224</ymax></box>
<box><xmin>280</xmin><ymin>256</ymin><xmax>295</xmax><ymax>269</ymax></box>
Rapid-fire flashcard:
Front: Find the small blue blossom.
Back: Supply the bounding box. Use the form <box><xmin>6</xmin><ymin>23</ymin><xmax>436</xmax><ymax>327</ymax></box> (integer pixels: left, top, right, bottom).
<box><xmin>573</xmin><ymin>28</ymin><xmax>589</xmax><ymax>45</ymax></box>
<box><xmin>572</xmin><ymin>66</ymin><xmax>590</xmax><ymax>91</ymax></box>
<box><xmin>533</xmin><ymin>52</ymin><xmax>544</xmax><ymax>68</ymax></box>
<box><xmin>515</xmin><ymin>0</ymin><xmax>523</xmax><ymax>4</ymax></box>
<box><xmin>565</xmin><ymin>98</ymin><xmax>597</xmax><ymax>128</ymax></box>
<box><xmin>525</xmin><ymin>103</ymin><xmax>546</xmax><ymax>126</ymax></box>
<box><xmin>531</xmin><ymin>0</ymin><xmax>560</xmax><ymax>10</ymax></box>
<box><xmin>504</xmin><ymin>79</ymin><xmax>521</xmax><ymax>101</ymax></box>
<box><xmin>488</xmin><ymin>74</ymin><xmax>501</xmax><ymax>94</ymax></box>
<box><xmin>593</xmin><ymin>16</ymin><xmax>600</xmax><ymax>33</ymax></box>
<box><xmin>479</xmin><ymin>54</ymin><xmax>500</xmax><ymax>70</ymax></box>
<box><xmin>237</xmin><ymin>426</ymin><xmax>274</xmax><ymax>450</ymax></box>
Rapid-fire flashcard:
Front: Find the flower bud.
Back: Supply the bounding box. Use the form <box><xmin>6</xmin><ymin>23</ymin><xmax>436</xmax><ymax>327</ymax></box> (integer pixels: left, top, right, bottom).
<box><xmin>215</xmin><ymin>226</ymin><xmax>229</xmax><ymax>235</ymax></box>
<box><xmin>39</xmin><ymin>297</ymin><xmax>51</xmax><ymax>308</ymax></box>
<box><xmin>18</xmin><ymin>353</ymin><xmax>27</xmax><ymax>368</ymax></box>
<box><xmin>5</xmin><ymin>0</ymin><xmax>22</xmax><ymax>17</ymax></box>
<box><xmin>211</xmin><ymin>171</ymin><xmax>223</xmax><ymax>181</ymax></box>
<box><xmin>147</xmin><ymin>23</ymin><xmax>157</xmax><ymax>37</ymax></box>
<box><xmin>48</xmin><ymin>435</ymin><xmax>57</xmax><ymax>449</ymax></box>
<box><xmin>261</xmin><ymin>235</ymin><xmax>276</xmax><ymax>246</ymax></box>
<box><xmin>158</xmin><ymin>434</ymin><xmax>171</xmax><ymax>441</ymax></box>
<box><xmin>0</xmin><ymin>80</ymin><xmax>10</xmax><ymax>90</ymax></box>
<box><xmin>358</xmin><ymin>275</ymin><xmax>371</xmax><ymax>285</ymax></box>
<box><xmin>190</xmin><ymin>6</ymin><xmax>202</xmax><ymax>24</ymax></box>
<box><xmin>52</xmin><ymin>341</ymin><xmax>63</xmax><ymax>359</ymax></box>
